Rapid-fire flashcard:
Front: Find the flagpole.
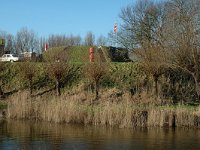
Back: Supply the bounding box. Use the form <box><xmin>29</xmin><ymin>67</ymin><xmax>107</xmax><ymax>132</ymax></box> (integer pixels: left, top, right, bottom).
<box><xmin>114</xmin><ymin>16</ymin><xmax>118</xmax><ymax>48</ymax></box>
<box><xmin>114</xmin><ymin>22</ymin><xmax>117</xmax><ymax>48</ymax></box>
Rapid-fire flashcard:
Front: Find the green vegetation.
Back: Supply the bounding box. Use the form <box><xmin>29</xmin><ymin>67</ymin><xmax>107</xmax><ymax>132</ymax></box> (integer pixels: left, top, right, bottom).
<box><xmin>0</xmin><ymin>101</ymin><xmax>6</xmax><ymax>110</ymax></box>
<box><xmin>1</xmin><ymin>0</ymin><xmax>200</xmax><ymax>128</ymax></box>
<box><xmin>0</xmin><ymin>49</ymin><xmax>199</xmax><ymax>105</ymax></box>
<box><xmin>0</xmin><ymin>45</ymin><xmax>200</xmax><ymax>128</ymax></box>
<box><xmin>68</xmin><ymin>46</ymin><xmax>91</xmax><ymax>63</ymax></box>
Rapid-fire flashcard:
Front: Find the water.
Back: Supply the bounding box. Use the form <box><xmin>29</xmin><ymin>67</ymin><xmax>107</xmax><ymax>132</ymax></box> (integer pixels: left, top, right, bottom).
<box><xmin>0</xmin><ymin>120</ymin><xmax>200</xmax><ymax>150</ymax></box>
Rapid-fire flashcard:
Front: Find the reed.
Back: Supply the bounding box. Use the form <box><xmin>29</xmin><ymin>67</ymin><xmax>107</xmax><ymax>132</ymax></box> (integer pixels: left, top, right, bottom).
<box><xmin>6</xmin><ymin>91</ymin><xmax>200</xmax><ymax>128</ymax></box>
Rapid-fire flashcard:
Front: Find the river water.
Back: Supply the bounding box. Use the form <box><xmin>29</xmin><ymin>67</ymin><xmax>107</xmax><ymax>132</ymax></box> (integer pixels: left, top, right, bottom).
<box><xmin>0</xmin><ymin>120</ymin><xmax>200</xmax><ymax>150</ymax></box>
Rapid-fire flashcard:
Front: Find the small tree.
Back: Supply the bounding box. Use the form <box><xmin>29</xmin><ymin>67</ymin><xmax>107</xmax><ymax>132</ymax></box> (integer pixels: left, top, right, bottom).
<box><xmin>43</xmin><ymin>47</ymin><xmax>70</xmax><ymax>96</ymax></box>
<box><xmin>135</xmin><ymin>45</ymin><xmax>166</xmax><ymax>97</ymax></box>
<box><xmin>85</xmin><ymin>51</ymin><xmax>108</xmax><ymax>100</ymax></box>
<box><xmin>117</xmin><ymin>0</ymin><xmax>167</xmax><ymax>97</ymax></box>
<box><xmin>20</xmin><ymin>62</ymin><xmax>37</xmax><ymax>96</ymax></box>
<box><xmin>164</xmin><ymin>0</ymin><xmax>200</xmax><ymax>100</ymax></box>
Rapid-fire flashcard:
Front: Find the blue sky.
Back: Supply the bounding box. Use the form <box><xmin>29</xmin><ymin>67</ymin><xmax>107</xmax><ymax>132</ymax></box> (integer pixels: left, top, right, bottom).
<box><xmin>0</xmin><ymin>0</ymin><xmax>134</xmax><ymax>38</ymax></box>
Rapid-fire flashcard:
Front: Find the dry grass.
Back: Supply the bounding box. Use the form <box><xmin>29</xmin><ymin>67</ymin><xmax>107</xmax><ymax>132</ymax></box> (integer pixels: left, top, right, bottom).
<box><xmin>6</xmin><ymin>90</ymin><xmax>200</xmax><ymax>128</ymax></box>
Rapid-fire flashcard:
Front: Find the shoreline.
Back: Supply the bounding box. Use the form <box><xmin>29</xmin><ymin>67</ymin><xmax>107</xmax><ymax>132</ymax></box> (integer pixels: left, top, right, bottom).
<box><xmin>2</xmin><ymin>106</ymin><xmax>200</xmax><ymax>128</ymax></box>
<box><xmin>4</xmin><ymin>91</ymin><xmax>200</xmax><ymax>128</ymax></box>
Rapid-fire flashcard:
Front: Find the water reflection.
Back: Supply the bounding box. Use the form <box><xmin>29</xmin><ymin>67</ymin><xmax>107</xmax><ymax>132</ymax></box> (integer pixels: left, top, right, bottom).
<box><xmin>0</xmin><ymin>120</ymin><xmax>200</xmax><ymax>150</ymax></box>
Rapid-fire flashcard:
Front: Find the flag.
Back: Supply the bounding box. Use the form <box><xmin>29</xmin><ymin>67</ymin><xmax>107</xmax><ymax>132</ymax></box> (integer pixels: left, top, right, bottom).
<box><xmin>114</xmin><ymin>23</ymin><xmax>117</xmax><ymax>33</ymax></box>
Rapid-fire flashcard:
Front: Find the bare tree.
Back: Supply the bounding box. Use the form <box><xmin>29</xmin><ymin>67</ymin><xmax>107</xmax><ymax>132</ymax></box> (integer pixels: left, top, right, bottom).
<box><xmin>73</xmin><ymin>35</ymin><xmax>82</xmax><ymax>45</ymax></box>
<box><xmin>15</xmin><ymin>27</ymin><xmax>39</xmax><ymax>54</ymax></box>
<box><xmin>20</xmin><ymin>62</ymin><xmax>37</xmax><ymax>96</ymax></box>
<box><xmin>118</xmin><ymin>0</ymin><xmax>200</xmax><ymax>100</ymax></box>
<box><xmin>68</xmin><ymin>34</ymin><xmax>82</xmax><ymax>46</ymax></box>
<box><xmin>164</xmin><ymin>0</ymin><xmax>200</xmax><ymax>100</ymax></box>
<box><xmin>43</xmin><ymin>47</ymin><xmax>70</xmax><ymax>96</ymax></box>
<box><xmin>48</xmin><ymin>34</ymin><xmax>66</xmax><ymax>48</ymax></box>
<box><xmin>115</xmin><ymin>0</ymin><xmax>166</xmax><ymax>49</ymax></box>
<box><xmin>5</xmin><ymin>34</ymin><xmax>15</xmax><ymax>53</ymax></box>
<box><xmin>135</xmin><ymin>45</ymin><xmax>166</xmax><ymax>96</ymax></box>
<box><xmin>0</xmin><ymin>31</ymin><xmax>15</xmax><ymax>54</ymax></box>
<box><xmin>96</xmin><ymin>35</ymin><xmax>107</xmax><ymax>46</ymax></box>
<box><xmin>0</xmin><ymin>38</ymin><xmax>5</xmax><ymax>56</ymax></box>
<box><xmin>40</xmin><ymin>37</ymin><xmax>47</xmax><ymax>53</ymax></box>
<box><xmin>84</xmin><ymin>31</ymin><xmax>95</xmax><ymax>46</ymax></box>
<box><xmin>117</xmin><ymin>0</ymin><xmax>167</xmax><ymax>97</ymax></box>
<box><xmin>47</xmin><ymin>34</ymin><xmax>82</xmax><ymax>48</ymax></box>
<box><xmin>85</xmin><ymin>52</ymin><xmax>108</xmax><ymax>100</ymax></box>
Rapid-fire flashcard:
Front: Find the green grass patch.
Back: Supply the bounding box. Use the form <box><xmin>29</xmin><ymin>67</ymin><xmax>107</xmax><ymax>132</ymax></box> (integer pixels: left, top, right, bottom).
<box><xmin>0</xmin><ymin>101</ymin><xmax>7</xmax><ymax>110</ymax></box>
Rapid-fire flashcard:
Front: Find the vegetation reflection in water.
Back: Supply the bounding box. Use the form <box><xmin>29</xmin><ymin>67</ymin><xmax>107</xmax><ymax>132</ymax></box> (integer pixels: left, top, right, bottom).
<box><xmin>0</xmin><ymin>120</ymin><xmax>200</xmax><ymax>150</ymax></box>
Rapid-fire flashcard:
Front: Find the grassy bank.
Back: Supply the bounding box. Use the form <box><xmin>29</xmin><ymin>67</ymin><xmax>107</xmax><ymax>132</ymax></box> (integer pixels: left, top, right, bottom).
<box><xmin>6</xmin><ymin>90</ymin><xmax>200</xmax><ymax>128</ymax></box>
<box><xmin>1</xmin><ymin>46</ymin><xmax>200</xmax><ymax>127</ymax></box>
<box><xmin>1</xmin><ymin>56</ymin><xmax>198</xmax><ymax>104</ymax></box>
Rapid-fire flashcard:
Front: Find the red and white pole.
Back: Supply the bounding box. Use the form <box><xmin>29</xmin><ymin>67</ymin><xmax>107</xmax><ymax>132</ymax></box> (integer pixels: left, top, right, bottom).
<box><xmin>90</xmin><ymin>47</ymin><xmax>94</xmax><ymax>63</ymax></box>
<box><xmin>44</xmin><ymin>43</ymin><xmax>48</xmax><ymax>51</ymax></box>
<box><xmin>114</xmin><ymin>23</ymin><xmax>117</xmax><ymax>33</ymax></box>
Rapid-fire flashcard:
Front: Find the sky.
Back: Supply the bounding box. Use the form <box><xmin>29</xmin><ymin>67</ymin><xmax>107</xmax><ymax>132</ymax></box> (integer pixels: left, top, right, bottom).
<box><xmin>0</xmin><ymin>0</ymin><xmax>135</xmax><ymax>38</ymax></box>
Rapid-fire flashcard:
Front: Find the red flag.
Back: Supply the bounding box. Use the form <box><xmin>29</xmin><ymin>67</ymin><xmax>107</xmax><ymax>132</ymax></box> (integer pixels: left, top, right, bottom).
<box><xmin>114</xmin><ymin>23</ymin><xmax>117</xmax><ymax>33</ymax></box>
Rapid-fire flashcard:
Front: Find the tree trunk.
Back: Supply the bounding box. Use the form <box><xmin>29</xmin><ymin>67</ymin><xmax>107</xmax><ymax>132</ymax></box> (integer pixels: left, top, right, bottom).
<box><xmin>0</xmin><ymin>86</ymin><xmax>3</xmax><ymax>98</ymax></box>
<box><xmin>153</xmin><ymin>75</ymin><xmax>159</xmax><ymax>97</ymax></box>
<box><xmin>29</xmin><ymin>78</ymin><xmax>33</xmax><ymax>96</ymax></box>
<box><xmin>194</xmin><ymin>76</ymin><xmax>200</xmax><ymax>101</ymax></box>
<box><xmin>95</xmin><ymin>81</ymin><xmax>99</xmax><ymax>100</ymax></box>
<box><xmin>56</xmin><ymin>79</ymin><xmax>61</xmax><ymax>96</ymax></box>
<box><xmin>0</xmin><ymin>79</ymin><xmax>4</xmax><ymax>98</ymax></box>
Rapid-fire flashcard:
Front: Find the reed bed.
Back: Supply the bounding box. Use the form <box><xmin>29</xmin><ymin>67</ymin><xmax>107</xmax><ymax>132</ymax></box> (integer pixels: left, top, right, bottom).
<box><xmin>6</xmin><ymin>91</ymin><xmax>200</xmax><ymax>128</ymax></box>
